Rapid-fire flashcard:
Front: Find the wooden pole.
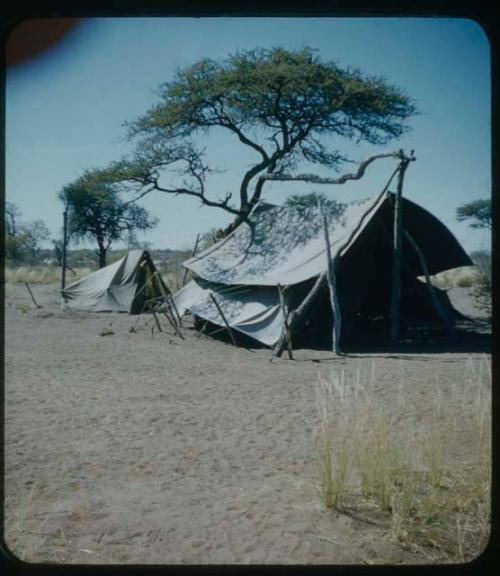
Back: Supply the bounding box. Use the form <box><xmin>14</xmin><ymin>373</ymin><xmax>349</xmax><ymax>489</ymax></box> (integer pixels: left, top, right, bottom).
<box><xmin>61</xmin><ymin>208</ymin><xmax>68</xmax><ymax>291</ymax></box>
<box><xmin>24</xmin><ymin>281</ymin><xmax>41</xmax><ymax>308</ymax></box>
<box><xmin>152</xmin><ymin>311</ymin><xmax>163</xmax><ymax>332</ymax></box>
<box><xmin>403</xmin><ymin>229</ymin><xmax>454</xmax><ymax>336</ymax></box>
<box><xmin>182</xmin><ymin>233</ymin><xmax>200</xmax><ymax>286</ymax></box>
<box><xmin>152</xmin><ymin>271</ymin><xmax>179</xmax><ymax>325</ymax></box>
<box><xmin>390</xmin><ymin>150</ymin><xmax>414</xmax><ymax>347</ymax></box>
<box><xmin>273</xmin><ymin>272</ymin><xmax>327</xmax><ymax>357</ymax></box>
<box><xmin>319</xmin><ymin>201</ymin><xmax>342</xmax><ymax>355</ymax></box>
<box><xmin>277</xmin><ymin>284</ymin><xmax>293</xmax><ymax>359</ymax></box>
<box><xmin>209</xmin><ymin>292</ymin><xmax>238</xmax><ymax>347</ymax></box>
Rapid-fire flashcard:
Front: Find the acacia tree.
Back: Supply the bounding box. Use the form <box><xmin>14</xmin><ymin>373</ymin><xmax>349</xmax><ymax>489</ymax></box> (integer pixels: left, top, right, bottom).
<box><xmin>60</xmin><ymin>175</ymin><xmax>158</xmax><ymax>268</ymax></box>
<box><xmin>456</xmin><ymin>198</ymin><xmax>491</xmax><ymax>229</ymax></box>
<box><xmin>96</xmin><ymin>47</ymin><xmax>416</xmax><ymax>234</ymax></box>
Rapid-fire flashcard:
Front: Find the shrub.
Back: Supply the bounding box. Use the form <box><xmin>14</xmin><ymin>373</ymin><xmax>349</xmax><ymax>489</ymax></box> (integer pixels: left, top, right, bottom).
<box><xmin>471</xmin><ymin>251</ymin><xmax>491</xmax><ymax>316</ymax></box>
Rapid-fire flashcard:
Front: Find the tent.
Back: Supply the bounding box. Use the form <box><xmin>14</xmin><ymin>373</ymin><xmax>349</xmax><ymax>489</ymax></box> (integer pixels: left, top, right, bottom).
<box><xmin>173</xmin><ymin>190</ymin><xmax>473</xmax><ymax>350</ymax></box>
<box><xmin>61</xmin><ymin>250</ymin><xmax>169</xmax><ymax>313</ymax></box>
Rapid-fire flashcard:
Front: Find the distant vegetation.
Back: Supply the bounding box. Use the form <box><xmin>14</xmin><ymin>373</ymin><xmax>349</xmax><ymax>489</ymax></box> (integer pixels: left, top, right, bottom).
<box><xmin>5</xmin><ymin>202</ymin><xmax>51</xmax><ymax>267</ymax></box>
<box><xmin>4</xmin><ymin>247</ymin><xmax>190</xmax><ymax>292</ymax></box>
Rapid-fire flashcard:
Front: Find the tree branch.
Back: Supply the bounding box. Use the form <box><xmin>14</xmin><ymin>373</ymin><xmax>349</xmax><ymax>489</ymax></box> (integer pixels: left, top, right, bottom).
<box><xmin>257</xmin><ymin>149</ymin><xmax>415</xmax><ymax>187</ymax></box>
<box><xmin>152</xmin><ymin>181</ymin><xmax>241</xmax><ymax>215</ymax></box>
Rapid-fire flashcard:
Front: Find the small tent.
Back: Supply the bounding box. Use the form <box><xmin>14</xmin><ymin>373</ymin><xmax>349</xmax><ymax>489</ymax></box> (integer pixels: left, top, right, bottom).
<box><xmin>173</xmin><ymin>191</ymin><xmax>472</xmax><ymax>350</ymax></box>
<box><xmin>61</xmin><ymin>250</ymin><xmax>168</xmax><ymax>313</ymax></box>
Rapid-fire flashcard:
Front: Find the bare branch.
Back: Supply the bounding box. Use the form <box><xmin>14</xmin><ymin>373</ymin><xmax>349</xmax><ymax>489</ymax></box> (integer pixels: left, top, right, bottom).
<box><xmin>257</xmin><ymin>149</ymin><xmax>415</xmax><ymax>187</ymax></box>
<box><xmin>152</xmin><ymin>181</ymin><xmax>241</xmax><ymax>215</ymax></box>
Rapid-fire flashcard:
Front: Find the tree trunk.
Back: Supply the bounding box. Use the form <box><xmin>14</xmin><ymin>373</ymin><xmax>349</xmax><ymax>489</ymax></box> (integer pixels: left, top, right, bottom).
<box><xmin>97</xmin><ymin>240</ymin><xmax>107</xmax><ymax>268</ymax></box>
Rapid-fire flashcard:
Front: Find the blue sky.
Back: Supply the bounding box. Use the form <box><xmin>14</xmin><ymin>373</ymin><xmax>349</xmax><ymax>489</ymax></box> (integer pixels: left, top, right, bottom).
<box><xmin>5</xmin><ymin>17</ymin><xmax>491</xmax><ymax>253</ymax></box>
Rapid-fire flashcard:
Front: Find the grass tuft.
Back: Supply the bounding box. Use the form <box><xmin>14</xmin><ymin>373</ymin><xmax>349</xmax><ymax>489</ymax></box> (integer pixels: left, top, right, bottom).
<box><xmin>315</xmin><ymin>356</ymin><xmax>491</xmax><ymax>563</ymax></box>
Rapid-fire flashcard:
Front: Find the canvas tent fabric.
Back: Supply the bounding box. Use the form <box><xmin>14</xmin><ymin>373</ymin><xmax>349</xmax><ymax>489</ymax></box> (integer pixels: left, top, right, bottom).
<box><xmin>61</xmin><ymin>250</ymin><xmax>166</xmax><ymax>313</ymax></box>
<box><xmin>174</xmin><ymin>191</ymin><xmax>473</xmax><ymax>348</ymax></box>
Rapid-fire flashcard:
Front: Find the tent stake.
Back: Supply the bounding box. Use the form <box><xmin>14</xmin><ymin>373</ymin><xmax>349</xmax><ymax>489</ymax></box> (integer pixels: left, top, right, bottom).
<box><xmin>277</xmin><ymin>284</ymin><xmax>293</xmax><ymax>359</ymax></box>
<box><xmin>390</xmin><ymin>150</ymin><xmax>415</xmax><ymax>347</ymax></box>
<box><xmin>209</xmin><ymin>292</ymin><xmax>238</xmax><ymax>347</ymax></box>
<box><xmin>319</xmin><ymin>202</ymin><xmax>342</xmax><ymax>355</ymax></box>
<box><xmin>403</xmin><ymin>229</ymin><xmax>455</xmax><ymax>337</ymax></box>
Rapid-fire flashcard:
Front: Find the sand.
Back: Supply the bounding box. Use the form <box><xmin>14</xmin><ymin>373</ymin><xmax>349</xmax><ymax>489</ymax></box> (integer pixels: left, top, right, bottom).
<box><xmin>4</xmin><ymin>282</ymin><xmax>491</xmax><ymax>565</ymax></box>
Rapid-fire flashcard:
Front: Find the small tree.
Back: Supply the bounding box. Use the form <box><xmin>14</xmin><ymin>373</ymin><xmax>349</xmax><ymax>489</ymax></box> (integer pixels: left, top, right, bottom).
<box><xmin>4</xmin><ymin>203</ymin><xmax>51</xmax><ymax>266</ymax></box>
<box><xmin>96</xmin><ymin>47</ymin><xmax>416</xmax><ymax>235</ymax></box>
<box><xmin>22</xmin><ymin>220</ymin><xmax>51</xmax><ymax>264</ymax></box>
<box><xmin>456</xmin><ymin>199</ymin><xmax>492</xmax><ymax>315</ymax></box>
<box><xmin>60</xmin><ymin>175</ymin><xmax>158</xmax><ymax>268</ymax></box>
<box><xmin>456</xmin><ymin>199</ymin><xmax>491</xmax><ymax>230</ymax></box>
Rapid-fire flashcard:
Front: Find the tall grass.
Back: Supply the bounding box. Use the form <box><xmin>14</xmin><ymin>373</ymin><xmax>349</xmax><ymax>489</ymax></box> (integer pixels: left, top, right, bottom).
<box><xmin>5</xmin><ymin>266</ymin><xmax>92</xmax><ymax>285</ymax></box>
<box><xmin>160</xmin><ymin>270</ymin><xmax>184</xmax><ymax>293</ymax></box>
<box><xmin>5</xmin><ymin>265</ymin><xmax>186</xmax><ymax>298</ymax></box>
<box><xmin>314</xmin><ymin>356</ymin><xmax>491</xmax><ymax>562</ymax></box>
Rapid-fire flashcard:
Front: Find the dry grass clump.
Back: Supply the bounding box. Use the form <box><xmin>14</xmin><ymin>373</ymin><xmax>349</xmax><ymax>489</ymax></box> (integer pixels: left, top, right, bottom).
<box><xmin>4</xmin><ymin>483</ymin><xmax>73</xmax><ymax>563</ymax></box>
<box><xmin>5</xmin><ymin>266</ymin><xmax>92</xmax><ymax>285</ymax></box>
<box><xmin>160</xmin><ymin>270</ymin><xmax>185</xmax><ymax>293</ymax></box>
<box><xmin>430</xmin><ymin>267</ymin><xmax>477</xmax><ymax>290</ymax></box>
<box><xmin>315</xmin><ymin>357</ymin><xmax>491</xmax><ymax>563</ymax></box>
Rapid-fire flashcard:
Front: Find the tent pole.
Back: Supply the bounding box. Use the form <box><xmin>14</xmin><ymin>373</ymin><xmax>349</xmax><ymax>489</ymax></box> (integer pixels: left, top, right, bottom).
<box><xmin>209</xmin><ymin>292</ymin><xmax>238</xmax><ymax>347</ymax></box>
<box><xmin>272</xmin><ymin>272</ymin><xmax>327</xmax><ymax>357</ymax></box>
<box><xmin>152</xmin><ymin>311</ymin><xmax>163</xmax><ymax>332</ymax></box>
<box><xmin>182</xmin><ymin>233</ymin><xmax>200</xmax><ymax>286</ymax></box>
<box><xmin>277</xmin><ymin>284</ymin><xmax>293</xmax><ymax>359</ymax></box>
<box><xmin>24</xmin><ymin>281</ymin><xmax>41</xmax><ymax>308</ymax></box>
<box><xmin>160</xmin><ymin>307</ymin><xmax>185</xmax><ymax>339</ymax></box>
<box><xmin>390</xmin><ymin>149</ymin><xmax>415</xmax><ymax>347</ymax></box>
<box><xmin>153</xmin><ymin>270</ymin><xmax>183</xmax><ymax>331</ymax></box>
<box><xmin>403</xmin><ymin>229</ymin><xmax>455</xmax><ymax>336</ymax></box>
<box><xmin>61</xmin><ymin>208</ymin><xmax>68</xmax><ymax>290</ymax></box>
<box><xmin>319</xmin><ymin>202</ymin><xmax>342</xmax><ymax>355</ymax></box>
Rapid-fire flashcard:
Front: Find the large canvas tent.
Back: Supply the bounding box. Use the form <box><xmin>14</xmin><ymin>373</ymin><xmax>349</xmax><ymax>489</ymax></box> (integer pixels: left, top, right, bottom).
<box><xmin>173</xmin><ymin>191</ymin><xmax>473</xmax><ymax>350</ymax></box>
<box><xmin>61</xmin><ymin>250</ymin><xmax>168</xmax><ymax>313</ymax></box>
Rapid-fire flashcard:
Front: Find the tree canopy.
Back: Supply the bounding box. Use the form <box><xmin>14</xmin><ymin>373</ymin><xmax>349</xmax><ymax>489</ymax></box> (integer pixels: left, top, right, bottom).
<box><xmin>60</xmin><ymin>174</ymin><xmax>158</xmax><ymax>268</ymax></box>
<box><xmin>284</xmin><ymin>191</ymin><xmax>345</xmax><ymax>215</ymax></box>
<box><xmin>456</xmin><ymin>198</ymin><xmax>491</xmax><ymax>229</ymax></box>
<box><xmin>99</xmin><ymin>47</ymin><xmax>416</xmax><ymax>233</ymax></box>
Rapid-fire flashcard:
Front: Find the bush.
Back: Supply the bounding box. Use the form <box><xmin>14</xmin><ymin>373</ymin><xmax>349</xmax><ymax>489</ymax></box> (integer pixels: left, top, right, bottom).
<box><xmin>471</xmin><ymin>251</ymin><xmax>491</xmax><ymax>316</ymax></box>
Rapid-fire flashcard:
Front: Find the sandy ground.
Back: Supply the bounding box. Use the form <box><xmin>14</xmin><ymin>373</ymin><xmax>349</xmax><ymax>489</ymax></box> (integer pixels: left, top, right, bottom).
<box><xmin>4</xmin><ymin>282</ymin><xmax>491</xmax><ymax>565</ymax></box>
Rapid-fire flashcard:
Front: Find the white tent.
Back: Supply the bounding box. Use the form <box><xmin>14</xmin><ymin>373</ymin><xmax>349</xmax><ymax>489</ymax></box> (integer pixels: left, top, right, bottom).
<box><xmin>61</xmin><ymin>250</ymin><xmax>167</xmax><ymax>313</ymax></box>
<box><xmin>173</xmin><ymin>191</ymin><xmax>472</xmax><ymax>349</ymax></box>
